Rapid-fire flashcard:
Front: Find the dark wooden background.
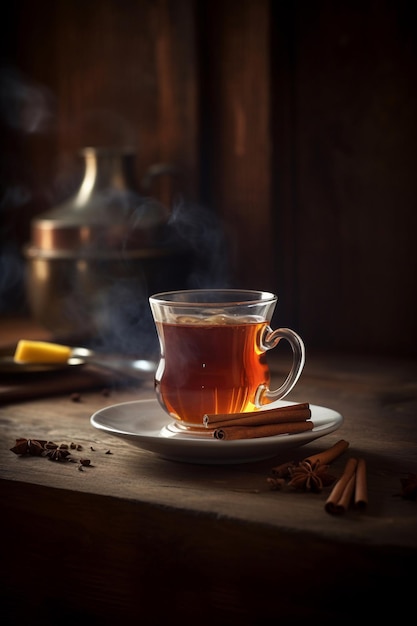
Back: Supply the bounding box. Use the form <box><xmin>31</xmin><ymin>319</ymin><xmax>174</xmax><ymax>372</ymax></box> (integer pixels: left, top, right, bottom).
<box><xmin>1</xmin><ymin>0</ymin><xmax>416</xmax><ymax>356</ymax></box>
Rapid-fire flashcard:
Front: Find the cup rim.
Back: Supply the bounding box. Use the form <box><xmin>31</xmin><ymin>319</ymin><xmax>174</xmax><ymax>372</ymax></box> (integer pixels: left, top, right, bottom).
<box><xmin>149</xmin><ymin>288</ymin><xmax>277</xmax><ymax>306</ymax></box>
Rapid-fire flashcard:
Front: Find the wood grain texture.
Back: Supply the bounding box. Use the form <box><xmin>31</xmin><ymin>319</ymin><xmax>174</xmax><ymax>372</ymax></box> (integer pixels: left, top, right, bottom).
<box><xmin>1</xmin><ymin>318</ymin><xmax>416</xmax><ymax>623</ymax></box>
<box><xmin>1</xmin><ymin>348</ymin><xmax>416</xmax><ymax>624</ymax></box>
<box><xmin>5</xmin><ymin>0</ymin><xmax>199</xmax><ymax>209</ymax></box>
<box><xmin>1</xmin><ymin>479</ymin><xmax>415</xmax><ymax>625</ymax></box>
<box><xmin>198</xmin><ymin>0</ymin><xmax>274</xmax><ymax>288</ymax></box>
<box><xmin>290</xmin><ymin>2</ymin><xmax>417</xmax><ymax>354</ymax></box>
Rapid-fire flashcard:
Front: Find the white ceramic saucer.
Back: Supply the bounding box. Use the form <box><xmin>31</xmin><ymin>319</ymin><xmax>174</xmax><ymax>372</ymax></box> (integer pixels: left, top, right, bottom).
<box><xmin>90</xmin><ymin>399</ymin><xmax>343</xmax><ymax>465</ymax></box>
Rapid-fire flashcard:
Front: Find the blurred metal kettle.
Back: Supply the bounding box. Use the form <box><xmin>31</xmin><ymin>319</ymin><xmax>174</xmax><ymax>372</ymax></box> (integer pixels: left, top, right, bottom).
<box><xmin>24</xmin><ymin>147</ymin><xmax>191</xmax><ymax>352</ymax></box>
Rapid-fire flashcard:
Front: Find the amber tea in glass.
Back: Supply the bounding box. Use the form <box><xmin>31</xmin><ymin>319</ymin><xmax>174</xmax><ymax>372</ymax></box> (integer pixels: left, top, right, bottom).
<box><xmin>149</xmin><ymin>290</ymin><xmax>305</xmax><ymax>427</ymax></box>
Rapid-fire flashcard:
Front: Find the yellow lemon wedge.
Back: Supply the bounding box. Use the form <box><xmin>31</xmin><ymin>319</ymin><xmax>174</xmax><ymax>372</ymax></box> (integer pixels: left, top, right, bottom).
<box><xmin>14</xmin><ymin>340</ymin><xmax>72</xmax><ymax>364</ymax></box>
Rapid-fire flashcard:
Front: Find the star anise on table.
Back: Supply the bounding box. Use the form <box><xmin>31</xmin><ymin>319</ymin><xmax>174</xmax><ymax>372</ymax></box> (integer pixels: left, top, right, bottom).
<box><xmin>10</xmin><ymin>438</ymin><xmax>47</xmax><ymax>456</ymax></box>
<box><xmin>288</xmin><ymin>460</ymin><xmax>336</xmax><ymax>493</ymax></box>
<box><xmin>43</xmin><ymin>442</ymin><xmax>71</xmax><ymax>462</ymax></box>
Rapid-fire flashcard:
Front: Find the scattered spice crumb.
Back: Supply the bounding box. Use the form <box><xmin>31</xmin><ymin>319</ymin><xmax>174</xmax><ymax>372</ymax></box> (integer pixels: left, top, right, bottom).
<box><xmin>9</xmin><ymin>438</ymin><xmax>113</xmax><ymax>470</ymax></box>
<box><xmin>46</xmin><ymin>440</ymin><xmax>58</xmax><ymax>447</ymax></box>
<box><xmin>101</xmin><ymin>388</ymin><xmax>111</xmax><ymax>397</ymax></box>
<box><xmin>271</xmin><ymin>461</ymin><xmax>296</xmax><ymax>479</ymax></box>
<box><xmin>70</xmin><ymin>392</ymin><xmax>81</xmax><ymax>402</ymax></box>
<box><xmin>398</xmin><ymin>473</ymin><xmax>417</xmax><ymax>501</ymax></box>
<box><xmin>266</xmin><ymin>477</ymin><xmax>285</xmax><ymax>490</ymax></box>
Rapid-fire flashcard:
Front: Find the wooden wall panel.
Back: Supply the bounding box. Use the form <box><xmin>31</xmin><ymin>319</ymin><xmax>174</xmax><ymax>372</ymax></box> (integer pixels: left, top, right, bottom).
<box><xmin>4</xmin><ymin>0</ymin><xmax>199</xmax><ymax>209</ymax></box>
<box><xmin>2</xmin><ymin>0</ymin><xmax>416</xmax><ymax>355</ymax></box>
<box><xmin>291</xmin><ymin>1</ymin><xmax>417</xmax><ymax>355</ymax></box>
<box><xmin>270</xmin><ymin>1</ymin><xmax>299</xmax><ymax>330</ymax></box>
<box><xmin>198</xmin><ymin>0</ymin><xmax>274</xmax><ymax>290</ymax></box>
<box><xmin>53</xmin><ymin>0</ymin><xmax>199</xmax><ymax>203</ymax></box>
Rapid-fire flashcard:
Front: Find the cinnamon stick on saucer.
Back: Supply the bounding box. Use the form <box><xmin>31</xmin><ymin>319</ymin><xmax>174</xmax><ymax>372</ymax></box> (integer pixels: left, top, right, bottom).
<box><xmin>214</xmin><ymin>420</ymin><xmax>314</xmax><ymax>441</ymax></box>
<box><xmin>204</xmin><ymin>402</ymin><xmax>311</xmax><ymax>428</ymax></box>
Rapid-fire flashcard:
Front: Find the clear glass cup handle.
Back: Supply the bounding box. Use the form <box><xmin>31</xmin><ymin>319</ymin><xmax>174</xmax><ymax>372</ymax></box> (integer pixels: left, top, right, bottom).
<box><xmin>255</xmin><ymin>327</ymin><xmax>305</xmax><ymax>407</ymax></box>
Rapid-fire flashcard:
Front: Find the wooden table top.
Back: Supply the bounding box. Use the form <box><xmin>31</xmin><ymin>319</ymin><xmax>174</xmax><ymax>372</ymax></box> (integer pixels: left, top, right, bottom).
<box><xmin>1</xmin><ymin>316</ymin><xmax>416</xmax><ymax>625</ymax></box>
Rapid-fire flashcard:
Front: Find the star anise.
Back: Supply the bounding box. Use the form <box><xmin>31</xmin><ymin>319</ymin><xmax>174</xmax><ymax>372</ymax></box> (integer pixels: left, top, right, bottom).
<box><xmin>399</xmin><ymin>473</ymin><xmax>417</xmax><ymax>501</ymax></box>
<box><xmin>45</xmin><ymin>447</ymin><xmax>71</xmax><ymax>461</ymax></box>
<box><xmin>288</xmin><ymin>460</ymin><xmax>336</xmax><ymax>493</ymax></box>
<box><xmin>10</xmin><ymin>438</ymin><xmax>47</xmax><ymax>456</ymax></box>
<box><xmin>44</xmin><ymin>444</ymin><xmax>71</xmax><ymax>462</ymax></box>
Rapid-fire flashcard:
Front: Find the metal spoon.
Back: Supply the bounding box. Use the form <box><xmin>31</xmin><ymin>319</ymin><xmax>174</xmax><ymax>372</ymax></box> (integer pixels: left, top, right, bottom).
<box><xmin>0</xmin><ymin>346</ymin><xmax>157</xmax><ymax>378</ymax></box>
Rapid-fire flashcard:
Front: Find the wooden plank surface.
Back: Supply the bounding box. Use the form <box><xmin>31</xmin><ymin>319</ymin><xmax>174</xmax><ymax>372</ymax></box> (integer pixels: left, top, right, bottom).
<box><xmin>1</xmin><ymin>318</ymin><xmax>416</xmax><ymax>623</ymax></box>
<box><xmin>1</xmin><ymin>348</ymin><xmax>416</xmax><ymax>546</ymax></box>
<box><xmin>2</xmin><ymin>477</ymin><xmax>415</xmax><ymax>626</ymax></box>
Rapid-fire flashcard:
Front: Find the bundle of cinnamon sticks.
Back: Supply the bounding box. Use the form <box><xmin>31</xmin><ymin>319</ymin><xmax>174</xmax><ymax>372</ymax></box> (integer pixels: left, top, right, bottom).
<box><xmin>203</xmin><ymin>402</ymin><xmax>312</xmax><ymax>440</ymax></box>
<box><xmin>325</xmin><ymin>457</ymin><xmax>368</xmax><ymax>514</ymax></box>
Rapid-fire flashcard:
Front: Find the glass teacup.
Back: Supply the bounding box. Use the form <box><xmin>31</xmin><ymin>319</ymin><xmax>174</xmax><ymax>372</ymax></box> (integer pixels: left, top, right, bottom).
<box><xmin>149</xmin><ymin>289</ymin><xmax>305</xmax><ymax>428</ymax></box>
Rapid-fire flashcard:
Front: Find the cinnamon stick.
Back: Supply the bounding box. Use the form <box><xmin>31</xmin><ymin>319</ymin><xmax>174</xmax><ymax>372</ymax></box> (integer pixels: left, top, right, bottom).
<box><xmin>325</xmin><ymin>457</ymin><xmax>358</xmax><ymax>515</ymax></box>
<box><xmin>203</xmin><ymin>402</ymin><xmax>310</xmax><ymax>428</ymax></box>
<box><xmin>303</xmin><ymin>439</ymin><xmax>349</xmax><ymax>467</ymax></box>
<box><xmin>335</xmin><ymin>473</ymin><xmax>356</xmax><ymax>513</ymax></box>
<box><xmin>354</xmin><ymin>458</ymin><xmax>368</xmax><ymax>509</ymax></box>
<box><xmin>214</xmin><ymin>420</ymin><xmax>314</xmax><ymax>441</ymax></box>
